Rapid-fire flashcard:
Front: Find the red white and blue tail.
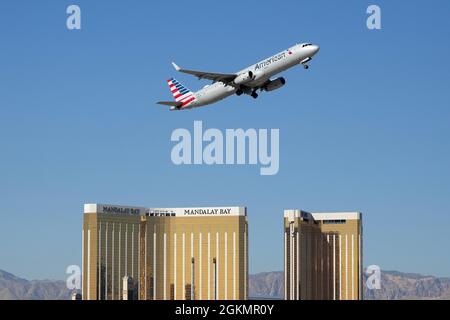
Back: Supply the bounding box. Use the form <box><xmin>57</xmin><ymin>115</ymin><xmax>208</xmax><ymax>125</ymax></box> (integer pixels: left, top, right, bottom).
<box><xmin>167</xmin><ymin>78</ymin><xmax>196</xmax><ymax>105</ymax></box>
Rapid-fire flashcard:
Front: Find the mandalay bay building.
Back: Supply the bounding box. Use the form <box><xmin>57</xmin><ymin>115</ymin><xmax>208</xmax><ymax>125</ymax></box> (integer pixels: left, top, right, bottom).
<box><xmin>284</xmin><ymin>209</ymin><xmax>363</xmax><ymax>300</ymax></box>
<box><xmin>82</xmin><ymin>204</ymin><xmax>248</xmax><ymax>300</ymax></box>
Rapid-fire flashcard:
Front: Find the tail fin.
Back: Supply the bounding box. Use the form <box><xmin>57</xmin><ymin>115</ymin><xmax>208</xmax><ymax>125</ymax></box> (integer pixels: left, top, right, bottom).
<box><xmin>167</xmin><ymin>78</ymin><xmax>196</xmax><ymax>104</ymax></box>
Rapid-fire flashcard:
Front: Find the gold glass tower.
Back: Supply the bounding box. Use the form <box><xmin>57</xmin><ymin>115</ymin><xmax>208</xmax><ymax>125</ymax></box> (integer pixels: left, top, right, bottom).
<box><xmin>284</xmin><ymin>210</ymin><xmax>363</xmax><ymax>300</ymax></box>
<box><xmin>82</xmin><ymin>204</ymin><xmax>248</xmax><ymax>300</ymax></box>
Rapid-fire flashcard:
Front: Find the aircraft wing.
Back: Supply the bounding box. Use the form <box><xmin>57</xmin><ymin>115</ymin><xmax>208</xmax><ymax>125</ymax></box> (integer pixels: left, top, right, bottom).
<box><xmin>172</xmin><ymin>62</ymin><xmax>237</xmax><ymax>83</ymax></box>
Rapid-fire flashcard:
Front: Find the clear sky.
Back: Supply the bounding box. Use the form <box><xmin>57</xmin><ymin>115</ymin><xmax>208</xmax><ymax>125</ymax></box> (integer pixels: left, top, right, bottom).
<box><xmin>0</xmin><ymin>0</ymin><xmax>449</xmax><ymax>280</ymax></box>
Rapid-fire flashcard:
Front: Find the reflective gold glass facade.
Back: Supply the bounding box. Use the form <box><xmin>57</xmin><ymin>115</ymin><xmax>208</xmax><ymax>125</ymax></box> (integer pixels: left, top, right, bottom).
<box><xmin>284</xmin><ymin>210</ymin><xmax>363</xmax><ymax>300</ymax></box>
<box><xmin>82</xmin><ymin>204</ymin><xmax>248</xmax><ymax>300</ymax></box>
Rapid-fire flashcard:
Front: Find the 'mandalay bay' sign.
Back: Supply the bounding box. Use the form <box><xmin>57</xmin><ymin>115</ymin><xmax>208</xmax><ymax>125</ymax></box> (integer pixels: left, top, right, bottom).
<box><xmin>102</xmin><ymin>206</ymin><xmax>141</xmax><ymax>215</ymax></box>
<box><xmin>84</xmin><ymin>204</ymin><xmax>145</xmax><ymax>215</ymax></box>
<box><xmin>150</xmin><ymin>207</ymin><xmax>246</xmax><ymax>217</ymax></box>
<box><xmin>183</xmin><ymin>208</ymin><xmax>232</xmax><ymax>216</ymax></box>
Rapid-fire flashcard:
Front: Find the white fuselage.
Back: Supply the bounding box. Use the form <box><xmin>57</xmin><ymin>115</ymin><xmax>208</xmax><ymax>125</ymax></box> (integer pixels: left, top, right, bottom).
<box><xmin>185</xmin><ymin>43</ymin><xmax>319</xmax><ymax>108</ymax></box>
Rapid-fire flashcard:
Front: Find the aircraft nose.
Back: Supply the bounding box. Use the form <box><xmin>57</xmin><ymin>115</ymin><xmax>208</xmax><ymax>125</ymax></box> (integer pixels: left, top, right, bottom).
<box><xmin>311</xmin><ymin>44</ymin><xmax>320</xmax><ymax>55</ymax></box>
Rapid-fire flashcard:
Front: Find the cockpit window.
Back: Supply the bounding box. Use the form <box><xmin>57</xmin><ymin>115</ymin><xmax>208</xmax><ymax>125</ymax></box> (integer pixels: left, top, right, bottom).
<box><xmin>302</xmin><ymin>43</ymin><xmax>312</xmax><ymax>48</ymax></box>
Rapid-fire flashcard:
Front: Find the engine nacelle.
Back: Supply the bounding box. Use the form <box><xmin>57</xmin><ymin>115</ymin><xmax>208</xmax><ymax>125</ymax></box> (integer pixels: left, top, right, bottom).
<box><xmin>300</xmin><ymin>57</ymin><xmax>311</xmax><ymax>65</ymax></box>
<box><xmin>233</xmin><ymin>71</ymin><xmax>255</xmax><ymax>85</ymax></box>
<box><xmin>264</xmin><ymin>77</ymin><xmax>286</xmax><ymax>92</ymax></box>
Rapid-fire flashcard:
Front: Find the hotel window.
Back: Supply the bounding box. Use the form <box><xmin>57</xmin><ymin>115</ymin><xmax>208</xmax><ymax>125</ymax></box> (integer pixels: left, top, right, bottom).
<box><xmin>185</xmin><ymin>284</ymin><xmax>192</xmax><ymax>300</ymax></box>
<box><xmin>170</xmin><ymin>284</ymin><xmax>175</xmax><ymax>300</ymax></box>
<box><xmin>323</xmin><ymin>219</ymin><xmax>346</xmax><ymax>224</ymax></box>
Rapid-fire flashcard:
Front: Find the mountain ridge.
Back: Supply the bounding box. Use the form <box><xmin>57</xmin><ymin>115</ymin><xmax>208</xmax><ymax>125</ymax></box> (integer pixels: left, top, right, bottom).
<box><xmin>0</xmin><ymin>269</ymin><xmax>72</xmax><ymax>300</ymax></box>
<box><xmin>1</xmin><ymin>269</ymin><xmax>449</xmax><ymax>300</ymax></box>
<box><xmin>249</xmin><ymin>270</ymin><xmax>450</xmax><ymax>299</ymax></box>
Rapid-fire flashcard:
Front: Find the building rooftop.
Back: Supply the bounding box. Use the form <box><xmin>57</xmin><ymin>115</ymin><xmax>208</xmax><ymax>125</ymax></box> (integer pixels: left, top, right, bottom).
<box><xmin>284</xmin><ymin>209</ymin><xmax>361</xmax><ymax>221</ymax></box>
<box><xmin>84</xmin><ymin>203</ymin><xmax>247</xmax><ymax>217</ymax></box>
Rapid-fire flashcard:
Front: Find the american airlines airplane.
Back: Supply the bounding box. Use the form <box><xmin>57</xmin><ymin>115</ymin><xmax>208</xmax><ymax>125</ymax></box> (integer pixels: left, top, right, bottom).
<box><xmin>157</xmin><ymin>43</ymin><xmax>320</xmax><ymax>111</ymax></box>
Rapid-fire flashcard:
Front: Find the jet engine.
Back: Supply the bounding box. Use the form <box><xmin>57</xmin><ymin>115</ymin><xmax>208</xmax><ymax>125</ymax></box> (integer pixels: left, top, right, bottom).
<box><xmin>263</xmin><ymin>77</ymin><xmax>286</xmax><ymax>91</ymax></box>
<box><xmin>233</xmin><ymin>71</ymin><xmax>255</xmax><ymax>85</ymax></box>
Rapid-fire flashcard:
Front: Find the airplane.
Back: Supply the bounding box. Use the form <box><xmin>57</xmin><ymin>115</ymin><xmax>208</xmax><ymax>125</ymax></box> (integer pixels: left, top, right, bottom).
<box><xmin>157</xmin><ymin>43</ymin><xmax>320</xmax><ymax>111</ymax></box>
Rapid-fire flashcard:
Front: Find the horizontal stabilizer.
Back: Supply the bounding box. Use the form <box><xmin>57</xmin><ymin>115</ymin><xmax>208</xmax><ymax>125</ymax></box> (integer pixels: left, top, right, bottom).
<box><xmin>157</xmin><ymin>101</ymin><xmax>182</xmax><ymax>107</ymax></box>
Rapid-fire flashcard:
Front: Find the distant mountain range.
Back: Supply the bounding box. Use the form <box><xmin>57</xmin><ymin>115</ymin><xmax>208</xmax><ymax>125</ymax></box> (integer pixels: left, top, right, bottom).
<box><xmin>1</xmin><ymin>269</ymin><xmax>449</xmax><ymax>300</ymax></box>
<box><xmin>249</xmin><ymin>270</ymin><xmax>450</xmax><ymax>299</ymax></box>
<box><xmin>0</xmin><ymin>270</ymin><xmax>71</xmax><ymax>300</ymax></box>
<box><xmin>363</xmin><ymin>270</ymin><xmax>450</xmax><ymax>300</ymax></box>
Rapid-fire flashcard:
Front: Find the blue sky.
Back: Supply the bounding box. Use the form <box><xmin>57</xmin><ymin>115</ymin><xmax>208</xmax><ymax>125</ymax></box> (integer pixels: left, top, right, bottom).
<box><xmin>0</xmin><ymin>0</ymin><xmax>449</xmax><ymax>280</ymax></box>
